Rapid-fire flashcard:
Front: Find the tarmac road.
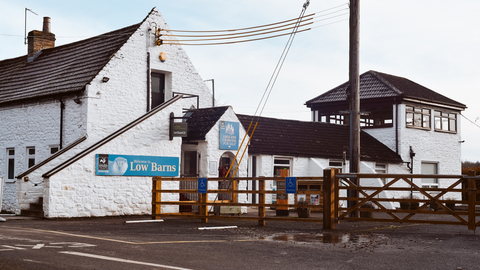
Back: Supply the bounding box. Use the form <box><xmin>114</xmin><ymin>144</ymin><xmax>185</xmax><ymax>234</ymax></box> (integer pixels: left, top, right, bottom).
<box><xmin>0</xmin><ymin>215</ymin><xmax>479</xmax><ymax>270</ymax></box>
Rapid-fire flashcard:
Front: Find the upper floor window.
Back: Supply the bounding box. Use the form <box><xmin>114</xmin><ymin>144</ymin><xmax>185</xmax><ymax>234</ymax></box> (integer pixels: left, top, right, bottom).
<box><xmin>406</xmin><ymin>105</ymin><xmax>430</xmax><ymax>129</ymax></box>
<box><xmin>151</xmin><ymin>72</ymin><xmax>165</xmax><ymax>109</ymax></box>
<box><xmin>434</xmin><ymin>111</ymin><xmax>457</xmax><ymax>132</ymax></box>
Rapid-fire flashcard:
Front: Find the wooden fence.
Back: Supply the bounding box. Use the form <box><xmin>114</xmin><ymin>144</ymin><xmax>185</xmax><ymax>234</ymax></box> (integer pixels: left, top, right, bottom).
<box><xmin>152</xmin><ymin>170</ymin><xmax>480</xmax><ymax>231</ymax></box>
<box><xmin>323</xmin><ymin>169</ymin><xmax>480</xmax><ymax>231</ymax></box>
<box><xmin>152</xmin><ymin>176</ymin><xmax>323</xmax><ymax>225</ymax></box>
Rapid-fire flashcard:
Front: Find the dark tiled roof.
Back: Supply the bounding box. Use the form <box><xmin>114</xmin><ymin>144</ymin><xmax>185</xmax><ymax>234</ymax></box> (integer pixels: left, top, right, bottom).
<box><xmin>237</xmin><ymin>114</ymin><xmax>403</xmax><ymax>163</ymax></box>
<box><xmin>0</xmin><ymin>23</ymin><xmax>141</xmax><ymax>105</ymax></box>
<box><xmin>305</xmin><ymin>70</ymin><xmax>466</xmax><ymax>109</ymax></box>
<box><xmin>184</xmin><ymin>106</ymin><xmax>229</xmax><ymax>141</ymax></box>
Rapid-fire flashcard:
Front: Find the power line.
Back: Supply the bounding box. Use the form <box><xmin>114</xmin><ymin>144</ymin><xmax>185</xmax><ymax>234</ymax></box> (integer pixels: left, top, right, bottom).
<box><xmin>461</xmin><ymin>113</ymin><xmax>480</xmax><ymax>129</ymax></box>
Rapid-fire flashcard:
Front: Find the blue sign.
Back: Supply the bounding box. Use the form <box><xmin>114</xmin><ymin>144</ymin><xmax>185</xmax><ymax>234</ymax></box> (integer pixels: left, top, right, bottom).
<box><xmin>286</xmin><ymin>177</ymin><xmax>297</xmax><ymax>194</ymax></box>
<box><xmin>198</xmin><ymin>178</ymin><xmax>208</xmax><ymax>193</ymax></box>
<box><xmin>96</xmin><ymin>154</ymin><xmax>179</xmax><ymax>177</ymax></box>
<box><xmin>219</xmin><ymin>121</ymin><xmax>239</xmax><ymax>150</ymax></box>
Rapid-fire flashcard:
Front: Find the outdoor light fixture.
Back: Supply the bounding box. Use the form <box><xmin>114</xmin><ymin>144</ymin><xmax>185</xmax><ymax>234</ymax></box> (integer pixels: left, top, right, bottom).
<box><xmin>102</xmin><ymin>77</ymin><xmax>110</xmax><ymax>83</ymax></box>
<box><xmin>74</xmin><ymin>98</ymin><xmax>82</xmax><ymax>104</ymax></box>
<box><xmin>159</xmin><ymin>52</ymin><xmax>167</xmax><ymax>62</ymax></box>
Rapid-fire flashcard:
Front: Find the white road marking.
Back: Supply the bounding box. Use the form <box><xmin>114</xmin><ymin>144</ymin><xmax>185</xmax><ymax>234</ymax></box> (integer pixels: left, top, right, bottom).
<box><xmin>1</xmin><ymin>245</ymin><xmax>25</xmax><ymax>250</ymax></box>
<box><xmin>49</xmin><ymin>242</ymin><xmax>96</xmax><ymax>248</ymax></box>
<box><xmin>0</xmin><ymin>249</ymin><xmax>14</xmax><ymax>251</ymax></box>
<box><xmin>32</xmin><ymin>244</ymin><xmax>45</xmax><ymax>249</ymax></box>
<box><xmin>125</xmin><ymin>219</ymin><xmax>164</xmax><ymax>224</ymax></box>
<box><xmin>59</xmin><ymin>251</ymin><xmax>194</xmax><ymax>270</ymax></box>
<box><xmin>198</xmin><ymin>226</ymin><xmax>237</xmax><ymax>230</ymax></box>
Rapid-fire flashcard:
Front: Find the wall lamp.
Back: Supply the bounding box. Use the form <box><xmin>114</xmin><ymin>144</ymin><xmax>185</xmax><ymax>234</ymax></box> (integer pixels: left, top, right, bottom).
<box><xmin>74</xmin><ymin>98</ymin><xmax>82</xmax><ymax>104</ymax></box>
<box><xmin>102</xmin><ymin>77</ymin><xmax>110</xmax><ymax>83</ymax></box>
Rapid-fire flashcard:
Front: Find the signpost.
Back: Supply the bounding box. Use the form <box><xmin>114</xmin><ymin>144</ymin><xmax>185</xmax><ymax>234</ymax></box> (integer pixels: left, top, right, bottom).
<box><xmin>198</xmin><ymin>178</ymin><xmax>208</xmax><ymax>194</ymax></box>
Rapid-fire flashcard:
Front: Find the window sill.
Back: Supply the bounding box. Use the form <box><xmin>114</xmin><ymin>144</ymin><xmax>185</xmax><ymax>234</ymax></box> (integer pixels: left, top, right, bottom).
<box><xmin>434</xmin><ymin>129</ymin><xmax>457</xmax><ymax>134</ymax></box>
<box><xmin>406</xmin><ymin>125</ymin><xmax>431</xmax><ymax>131</ymax></box>
<box><xmin>5</xmin><ymin>179</ymin><xmax>16</xmax><ymax>183</ymax></box>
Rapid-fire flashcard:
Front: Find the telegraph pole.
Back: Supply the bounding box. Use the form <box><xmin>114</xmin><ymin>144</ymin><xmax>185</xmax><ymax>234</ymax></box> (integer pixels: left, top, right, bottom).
<box><xmin>348</xmin><ymin>0</ymin><xmax>360</xmax><ymax>213</ymax></box>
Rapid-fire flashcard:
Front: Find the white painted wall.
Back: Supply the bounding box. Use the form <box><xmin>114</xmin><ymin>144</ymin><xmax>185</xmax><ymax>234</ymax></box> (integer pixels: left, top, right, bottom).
<box><xmin>44</xmin><ymin>99</ymin><xmax>184</xmax><ymax>218</ymax></box>
<box><xmin>6</xmin><ymin>9</ymin><xmax>214</xmax><ymax>214</ymax></box>
<box><xmin>0</xmin><ymin>97</ymin><xmax>87</xmax><ymax>212</ymax></box>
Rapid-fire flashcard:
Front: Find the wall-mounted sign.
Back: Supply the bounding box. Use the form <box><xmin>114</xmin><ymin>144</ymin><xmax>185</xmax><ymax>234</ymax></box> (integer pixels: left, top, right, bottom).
<box><xmin>219</xmin><ymin>121</ymin><xmax>239</xmax><ymax>150</ymax></box>
<box><xmin>96</xmin><ymin>154</ymin><xmax>179</xmax><ymax>177</ymax></box>
<box><xmin>173</xmin><ymin>122</ymin><xmax>187</xmax><ymax>137</ymax></box>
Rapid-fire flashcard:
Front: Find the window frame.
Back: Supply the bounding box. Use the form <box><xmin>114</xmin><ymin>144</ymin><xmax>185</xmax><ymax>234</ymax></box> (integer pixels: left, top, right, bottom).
<box><xmin>6</xmin><ymin>148</ymin><xmax>15</xmax><ymax>182</ymax></box>
<box><xmin>434</xmin><ymin>110</ymin><xmax>457</xmax><ymax>133</ymax></box>
<box><xmin>26</xmin><ymin>146</ymin><xmax>35</xmax><ymax>169</ymax></box>
<box><xmin>375</xmin><ymin>163</ymin><xmax>388</xmax><ymax>185</ymax></box>
<box><xmin>421</xmin><ymin>162</ymin><xmax>438</xmax><ymax>188</ymax></box>
<box><xmin>406</xmin><ymin>105</ymin><xmax>431</xmax><ymax>130</ymax></box>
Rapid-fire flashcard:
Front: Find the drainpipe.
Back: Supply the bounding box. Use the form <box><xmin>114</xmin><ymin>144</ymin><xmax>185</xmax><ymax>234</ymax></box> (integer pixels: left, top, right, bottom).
<box><xmin>146</xmin><ymin>52</ymin><xmax>151</xmax><ymax>112</ymax></box>
<box><xmin>59</xmin><ymin>100</ymin><xmax>65</xmax><ymax>149</ymax></box>
<box><xmin>395</xmin><ymin>97</ymin><xmax>399</xmax><ymax>154</ymax></box>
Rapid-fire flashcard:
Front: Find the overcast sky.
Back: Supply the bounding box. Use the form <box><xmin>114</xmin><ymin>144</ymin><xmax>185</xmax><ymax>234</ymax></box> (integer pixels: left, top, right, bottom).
<box><xmin>1</xmin><ymin>0</ymin><xmax>479</xmax><ymax>162</ymax></box>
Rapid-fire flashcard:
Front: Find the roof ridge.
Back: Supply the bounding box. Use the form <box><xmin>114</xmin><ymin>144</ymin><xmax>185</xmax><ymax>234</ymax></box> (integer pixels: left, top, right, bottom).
<box><xmin>367</xmin><ymin>70</ymin><xmax>403</xmax><ymax>96</ymax></box>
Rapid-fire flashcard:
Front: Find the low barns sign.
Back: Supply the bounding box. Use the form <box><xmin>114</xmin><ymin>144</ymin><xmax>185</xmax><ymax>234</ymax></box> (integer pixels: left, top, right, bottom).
<box><xmin>96</xmin><ymin>154</ymin><xmax>179</xmax><ymax>177</ymax></box>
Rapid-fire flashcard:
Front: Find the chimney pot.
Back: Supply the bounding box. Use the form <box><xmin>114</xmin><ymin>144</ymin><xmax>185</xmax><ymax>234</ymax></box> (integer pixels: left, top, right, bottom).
<box><xmin>42</xmin><ymin>17</ymin><xmax>51</xmax><ymax>33</ymax></box>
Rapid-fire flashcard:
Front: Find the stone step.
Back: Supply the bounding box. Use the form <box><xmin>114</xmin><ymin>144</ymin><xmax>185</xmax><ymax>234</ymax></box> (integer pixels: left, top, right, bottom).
<box><xmin>29</xmin><ymin>203</ymin><xmax>43</xmax><ymax>211</ymax></box>
<box><xmin>20</xmin><ymin>209</ymin><xmax>44</xmax><ymax>218</ymax></box>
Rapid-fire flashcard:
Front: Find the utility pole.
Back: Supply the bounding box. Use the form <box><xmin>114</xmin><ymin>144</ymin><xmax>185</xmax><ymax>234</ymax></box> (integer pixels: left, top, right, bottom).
<box><xmin>348</xmin><ymin>0</ymin><xmax>360</xmax><ymax>214</ymax></box>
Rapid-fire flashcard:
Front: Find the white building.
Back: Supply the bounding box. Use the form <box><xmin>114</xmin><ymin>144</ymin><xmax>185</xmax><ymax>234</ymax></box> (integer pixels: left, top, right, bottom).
<box><xmin>0</xmin><ymin>8</ymin><xmax>248</xmax><ymax>217</ymax></box>
<box><xmin>0</xmin><ymin>9</ymin><xmax>465</xmax><ymax>217</ymax></box>
<box><xmin>305</xmin><ymin>70</ymin><xmax>466</xmax><ymax>188</ymax></box>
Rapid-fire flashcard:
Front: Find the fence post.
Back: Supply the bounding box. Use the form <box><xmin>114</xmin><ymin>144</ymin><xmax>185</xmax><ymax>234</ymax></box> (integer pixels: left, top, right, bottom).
<box><xmin>152</xmin><ymin>177</ymin><xmax>162</xmax><ymax>220</ymax></box>
<box><xmin>258</xmin><ymin>178</ymin><xmax>265</xmax><ymax>226</ymax></box>
<box><xmin>200</xmin><ymin>193</ymin><xmax>209</xmax><ymax>223</ymax></box>
<box><xmin>468</xmin><ymin>170</ymin><xmax>477</xmax><ymax>231</ymax></box>
<box><xmin>323</xmin><ymin>168</ymin><xmax>336</xmax><ymax>229</ymax></box>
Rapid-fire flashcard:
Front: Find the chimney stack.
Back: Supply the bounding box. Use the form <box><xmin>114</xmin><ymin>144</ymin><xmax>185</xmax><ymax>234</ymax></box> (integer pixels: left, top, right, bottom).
<box><xmin>28</xmin><ymin>17</ymin><xmax>56</xmax><ymax>58</ymax></box>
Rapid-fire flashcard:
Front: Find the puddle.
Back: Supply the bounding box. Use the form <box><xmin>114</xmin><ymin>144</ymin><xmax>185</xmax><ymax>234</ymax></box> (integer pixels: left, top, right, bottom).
<box><xmin>262</xmin><ymin>233</ymin><xmax>373</xmax><ymax>244</ymax></box>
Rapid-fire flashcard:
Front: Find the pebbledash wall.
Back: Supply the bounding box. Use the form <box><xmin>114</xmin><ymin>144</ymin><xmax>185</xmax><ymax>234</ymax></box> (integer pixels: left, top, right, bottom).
<box><xmin>3</xmin><ymin>8</ymin><xmax>214</xmax><ymax>214</ymax></box>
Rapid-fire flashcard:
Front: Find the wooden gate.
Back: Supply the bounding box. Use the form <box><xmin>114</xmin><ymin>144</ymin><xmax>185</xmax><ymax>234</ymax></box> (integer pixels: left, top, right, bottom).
<box><xmin>323</xmin><ymin>169</ymin><xmax>480</xmax><ymax>231</ymax></box>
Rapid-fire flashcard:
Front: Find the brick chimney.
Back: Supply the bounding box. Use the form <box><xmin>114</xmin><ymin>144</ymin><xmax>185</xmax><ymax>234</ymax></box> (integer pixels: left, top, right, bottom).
<box><xmin>28</xmin><ymin>17</ymin><xmax>56</xmax><ymax>57</ymax></box>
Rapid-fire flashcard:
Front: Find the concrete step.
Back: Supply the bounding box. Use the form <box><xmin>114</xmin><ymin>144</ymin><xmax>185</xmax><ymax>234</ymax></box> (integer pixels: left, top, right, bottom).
<box><xmin>20</xmin><ymin>197</ymin><xmax>44</xmax><ymax>218</ymax></box>
<box><xmin>20</xmin><ymin>209</ymin><xmax>44</xmax><ymax>218</ymax></box>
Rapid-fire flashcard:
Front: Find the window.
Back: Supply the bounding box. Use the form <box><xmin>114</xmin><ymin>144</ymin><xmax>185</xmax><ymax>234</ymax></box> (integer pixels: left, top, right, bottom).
<box><xmin>50</xmin><ymin>145</ymin><xmax>59</xmax><ymax>155</ymax></box>
<box><xmin>151</xmin><ymin>73</ymin><xmax>165</xmax><ymax>109</ymax></box>
<box><xmin>182</xmin><ymin>151</ymin><xmax>197</xmax><ymax>177</ymax></box>
<box><xmin>26</xmin><ymin>147</ymin><xmax>35</xmax><ymax>168</ymax></box>
<box><xmin>406</xmin><ymin>106</ymin><xmax>430</xmax><ymax>129</ymax></box>
<box><xmin>434</xmin><ymin>111</ymin><xmax>457</xmax><ymax>132</ymax></box>
<box><xmin>274</xmin><ymin>158</ymin><xmax>291</xmax><ymax>177</ymax></box>
<box><xmin>329</xmin><ymin>160</ymin><xmax>343</xmax><ymax>173</ymax></box>
<box><xmin>7</xmin><ymin>148</ymin><xmax>15</xmax><ymax>180</ymax></box>
<box><xmin>375</xmin><ymin>163</ymin><xmax>387</xmax><ymax>184</ymax></box>
<box><xmin>421</xmin><ymin>162</ymin><xmax>438</xmax><ymax>187</ymax></box>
